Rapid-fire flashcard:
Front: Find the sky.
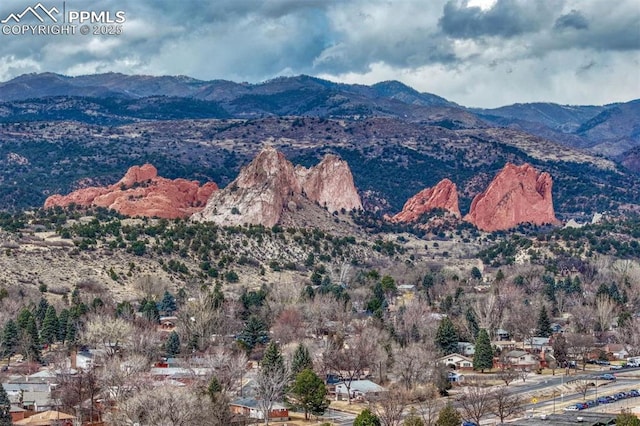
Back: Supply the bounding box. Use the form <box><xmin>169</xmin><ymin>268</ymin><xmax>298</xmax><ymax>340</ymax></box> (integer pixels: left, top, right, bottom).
<box><xmin>0</xmin><ymin>0</ymin><xmax>638</xmax><ymax>107</ymax></box>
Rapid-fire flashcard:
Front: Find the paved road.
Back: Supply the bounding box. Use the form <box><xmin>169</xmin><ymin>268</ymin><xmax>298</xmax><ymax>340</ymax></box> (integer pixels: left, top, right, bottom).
<box><xmin>322</xmin><ymin>408</ymin><xmax>356</xmax><ymax>426</ymax></box>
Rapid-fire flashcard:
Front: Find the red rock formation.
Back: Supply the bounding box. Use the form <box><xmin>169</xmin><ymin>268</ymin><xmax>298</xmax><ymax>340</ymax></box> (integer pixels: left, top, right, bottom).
<box><xmin>296</xmin><ymin>154</ymin><xmax>363</xmax><ymax>214</ymax></box>
<box><xmin>44</xmin><ymin>164</ymin><xmax>217</xmax><ymax>219</ymax></box>
<box><xmin>464</xmin><ymin>163</ymin><xmax>559</xmax><ymax>231</ymax></box>
<box><xmin>192</xmin><ymin>147</ymin><xmax>362</xmax><ymax>226</ymax></box>
<box><xmin>390</xmin><ymin>178</ymin><xmax>460</xmax><ymax>222</ymax></box>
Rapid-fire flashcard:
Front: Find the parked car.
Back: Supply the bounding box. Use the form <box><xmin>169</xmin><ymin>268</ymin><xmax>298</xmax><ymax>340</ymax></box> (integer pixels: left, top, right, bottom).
<box><xmin>629</xmin><ymin>390</ymin><xmax>640</xmax><ymax>397</ymax></box>
<box><xmin>564</xmin><ymin>405</ymin><xmax>580</xmax><ymax>411</ymax></box>
<box><xmin>596</xmin><ymin>360</ymin><xmax>611</xmax><ymax>366</ymax></box>
<box><xmin>576</xmin><ymin>402</ymin><xmax>589</xmax><ymax>410</ymax></box>
<box><xmin>597</xmin><ymin>396</ymin><xmax>610</xmax><ymax>404</ymax></box>
<box><xmin>462</xmin><ymin>421</ymin><xmax>478</xmax><ymax>426</ymax></box>
<box><xmin>610</xmin><ymin>365</ymin><xmax>624</xmax><ymax>370</ymax></box>
<box><xmin>585</xmin><ymin>400</ymin><xmax>598</xmax><ymax>408</ymax></box>
<box><xmin>599</xmin><ymin>373</ymin><xmax>616</xmax><ymax>380</ymax></box>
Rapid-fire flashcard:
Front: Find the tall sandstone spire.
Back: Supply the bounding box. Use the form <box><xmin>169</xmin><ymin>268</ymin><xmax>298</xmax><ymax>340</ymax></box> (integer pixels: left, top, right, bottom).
<box><xmin>191</xmin><ymin>147</ymin><xmax>362</xmax><ymax>227</ymax></box>
<box><xmin>464</xmin><ymin>163</ymin><xmax>559</xmax><ymax>232</ymax></box>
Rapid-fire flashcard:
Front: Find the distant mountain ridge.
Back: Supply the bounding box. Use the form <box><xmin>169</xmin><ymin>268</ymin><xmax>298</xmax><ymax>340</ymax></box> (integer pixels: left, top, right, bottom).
<box><xmin>0</xmin><ymin>73</ymin><xmax>637</xmax><ymax>165</ymax></box>
<box><xmin>0</xmin><ymin>72</ymin><xmax>455</xmax><ymax>107</ymax></box>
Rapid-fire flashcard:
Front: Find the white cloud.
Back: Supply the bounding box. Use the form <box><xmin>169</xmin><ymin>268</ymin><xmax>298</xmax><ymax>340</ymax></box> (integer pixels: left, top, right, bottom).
<box><xmin>0</xmin><ymin>0</ymin><xmax>637</xmax><ymax>107</ymax></box>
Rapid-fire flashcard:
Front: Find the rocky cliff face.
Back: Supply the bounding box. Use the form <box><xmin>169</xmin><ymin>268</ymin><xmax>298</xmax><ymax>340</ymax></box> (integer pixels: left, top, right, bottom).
<box><xmin>464</xmin><ymin>163</ymin><xmax>559</xmax><ymax>231</ymax></box>
<box><xmin>390</xmin><ymin>179</ymin><xmax>460</xmax><ymax>222</ymax></box>
<box><xmin>192</xmin><ymin>147</ymin><xmax>362</xmax><ymax>227</ymax></box>
<box><xmin>296</xmin><ymin>154</ymin><xmax>363</xmax><ymax>214</ymax></box>
<box><xmin>44</xmin><ymin>164</ymin><xmax>217</xmax><ymax>219</ymax></box>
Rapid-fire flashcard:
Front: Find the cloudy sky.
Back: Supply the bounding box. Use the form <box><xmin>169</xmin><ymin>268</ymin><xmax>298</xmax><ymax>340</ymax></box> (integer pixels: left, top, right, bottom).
<box><xmin>0</xmin><ymin>0</ymin><xmax>638</xmax><ymax>107</ymax></box>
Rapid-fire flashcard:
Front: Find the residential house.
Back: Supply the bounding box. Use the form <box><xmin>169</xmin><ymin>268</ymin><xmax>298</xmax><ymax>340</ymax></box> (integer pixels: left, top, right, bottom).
<box><xmin>159</xmin><ymin>316</ymin><xmax>178</xmax><ymax>331</ymax></box>
<box><xmin>9</xmin><ymin>405</ymin><xmax>26</xmax><ymax>423</ymax></box>
<box><xmin>495</xmin><ymin>329</ymin><xmax>510</xmax><ymax>341</ymax></box>
<box><xmin>501</xmin><ymin>350</ymin><xmax>540</xmax><ymax>370</ymax></box>
<box><xmin>334</xmin><ymin>380</ymin><xmax>385</xmax><ymax>401</ymax></box>
<box><xmin>524</xmin><ymin>337</ymin><xmax>552</xmax><ymax>352</ymax></box>
<box><xmin>230</xmin><ymin>397</ymin><xmax>289</xmax><ymax>422</ymax></box>
<box><xmin>457</xmin><ymin>342</ymin><xmax>476</xmax><ymax>356</ymax></box>
<box><xmin>604</xmin><ymin>343</ymin><xmax>629</xmax><ymax>360</ymax></box>
<box><xmin>14</xmin><ymin>410</ymin><xmax>75</xmax><ymax>426</ymax></box>
<box><xmin>438</xmin><ymin>353</ymin><xmax>474</xmax><ymax>371</ymax></box>
<box><xmin>448</xmin><ymin>371</ymin><xmax>464</xmax><ymax>383</ymax></box>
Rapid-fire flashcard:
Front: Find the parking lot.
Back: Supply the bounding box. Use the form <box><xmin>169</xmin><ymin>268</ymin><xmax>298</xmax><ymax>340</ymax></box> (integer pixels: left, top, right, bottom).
<box><xmin>564</xmin><ymin>388</ymin><xmax>640</xmax><ymax>412</ymax></box>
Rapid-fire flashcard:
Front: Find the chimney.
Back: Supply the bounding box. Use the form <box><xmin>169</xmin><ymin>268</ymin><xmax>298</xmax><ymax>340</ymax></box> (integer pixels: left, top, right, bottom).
<box><xmin>70</xmin><ymin>349</ymin><xmax>77</xmax><ymax>370</ymax></box>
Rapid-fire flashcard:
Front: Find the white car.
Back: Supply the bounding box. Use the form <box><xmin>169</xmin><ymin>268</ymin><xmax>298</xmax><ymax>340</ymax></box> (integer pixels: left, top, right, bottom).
<box><xmin>564</xmin><ymin>405</ymin><xmax>579</xmax><ymax>411</ymax></box>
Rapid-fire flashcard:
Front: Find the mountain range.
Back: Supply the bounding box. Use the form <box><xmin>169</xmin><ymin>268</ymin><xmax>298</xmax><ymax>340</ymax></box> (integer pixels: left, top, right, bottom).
<box><xmin>1</xmin><ymin>72</ymin><xmax>637</xmax><ymax>172</ymax></box>
<box><xmin>0</xmin><ymin>72</ymin><xmax>638</xmax><ymax>219</ymax></box>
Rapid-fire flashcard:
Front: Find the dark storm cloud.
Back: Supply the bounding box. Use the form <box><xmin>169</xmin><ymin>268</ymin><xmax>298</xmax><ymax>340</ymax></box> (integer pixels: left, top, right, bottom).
<box><xmin>0</xmin><ymin>0</ymin><xmax>638</xmax><ymax>107</ymax></box>
<box><xmin>554</xmin><ymin>10</ymin><xmax>589</xmax><ymax>30</ymax></box>
<box><xmin>439</xmin><ymin>0</ymin><xmax>558</xmax><ymax>39</ymax></box>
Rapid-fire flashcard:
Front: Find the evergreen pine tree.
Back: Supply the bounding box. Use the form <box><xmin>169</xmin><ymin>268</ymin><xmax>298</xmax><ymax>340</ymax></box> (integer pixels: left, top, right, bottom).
<box><xmin>262</xmin><ymin>341</ymin><xmax>285</xmax><ymax>375</ymax></box>
<box><xmin>289</xmin><ymin>369</ymin><xmax>329</xmax><ymax>420</ymax></box>
<box><xmin>57</xmin><ymin>309</ymin><xmax>69</xmax><ymax>343</ymax></box>
<box><xmin>159</xmin><ymin>290</ymin><xmax>177</xmax><ymax>315</ymax></box>
<box><xmin>165</xmin><ymin>331</ymin><xmax>180</xmax><ymax>357</ymax></box>
<box><xmin>23</xmin><ymin>315</ymin><xmax>41</xmax><ymax>363</ymax></box>
<box><xmin>16</xmin><ymin>309</ymin><xmax>32</xmax><ymax>330</ymax></box>
<box><xmin>1</xmin><ymin>320</ymin><xmax>18</xmax><ymax>364</ymax></box>
<box><xmin>65</xmin><ymin>320</ymin><xmax>77</xmax><ymax>348</ymax></box>
<box><xmin>237</xmin><ymin>315</ymin><xmax>268</xmax><ymax>353</ymax></box>
<box><xmin>142</xmin><ymin>300</ymin><xmax>160</xmax><ymax>323</ymax></box>
<box><xmin>616</xmin><ymin>410</ymin><xmax>640</xmax><ymax>426</ymax></box>
<box><xmin>35</xmin><ymin>297</ymin><xmax>49</xmax><ymax>326</ymax></box>
<box><xmin>465</xmin><ymin>307</ymin><xmax>480</xmax><ymax>340</ymax></box>
<box><xmin>552</xmin><ymin>334</ymin><xmax>568</xmax><ymax>366</ymax></box>
<box><xmin>354</xmin><ymin>409</ymin><xmax>381</xmax><ymax>426</ymax></box>
<box><xmin>473</xmin><ymin>329</ymin><xmax>493</xmax><ymax>372</ymax></box>
<box><xmin>291</xmin><ymin>343</ymin><xmax>313</xmax><ymax>377</ymax></box>
<box><xmin>436</xmin><ymin>403</ymin><xmax>462</xmax><ymax>426</ymax></box>
<box><xmin>435</xmin><ymin>317</ymin><xmax>459</xmax><ymax>355</ymax></box>
<box><xmin>207</xmin><ymin>375</ymin><xmax>223</xmax><ymax>396</ymax></box>
<box><xmin>537</xmin><ymin>305</ymin><xmax>553</xmax><ymax>337</ymax></box>
<box><xmin>0</xmin><ymin>382</ymin><xmax>12</xmax><ymax>426</ymax></box>
<box><xmin>40</xmin><ymin>306</ymin><xmax>59</xmax><ymax>346</ymax></box>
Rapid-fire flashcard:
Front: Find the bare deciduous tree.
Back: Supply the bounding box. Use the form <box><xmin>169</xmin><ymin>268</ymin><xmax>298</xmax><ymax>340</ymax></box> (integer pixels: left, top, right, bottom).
<box><xmin>177</xmin><ymin>290</ymin><xmax>223</xmax><ymax>351</ymax></box>
<box><xmin>271</xmin><ymin>308</ymin><xmax>305</xmax><ymax>344</ymax></box>
<box><xmin>370</xmin><ymin>385</ymin><xmax>409</xmax><ymax>426</ymax></box>
<box><xmin>457</xmin><ymin>381</ymin><xmax>493</xmax><ymax>425</ymax></box>
<box><xmin>99</xmin><ymin>354</ymin><xmax>148</xmax><ymax>404</ymax></box>
<box><xmin>411</xmin><ymin>386</ymin><xmax>440</xmax><ymax>426</ymax></box>
<box><xmin>82</xmin><ymin>314</ymin><xmax>133</xmax><ymax>358</ymax></box>
<box><xmin>322</xmin><ymin>332</ymin><xmax>379</xmax><ymax>403</ymax></box>
<box><xmin>191</xmin><ymin>347</ymin><xmax>248</xmax><ymax>394</ymax></box>
<box><xmin>574</xmin><ymin>379</ymin><xmax>594</xmax><ymax>401</ymax></box>
<box><xmin>566</xmin><ymin>333</ymin><xmax>596</xmax><ymax>370</ymax></box>
<box><xmin>255</xmin><ymin>364</ymin><xmax>289</xmax><ymax>425</ymax></box>
<box><xmin>620</xmin><ymin>317</ymin><xmax>640</xmax><ymax>357</ymax></box>
<box><xmin>393</xmin><ymin>343</ymin><xmax>433</xmax><ymax>390</ymax></box>
<box><xmin>569</xmin><ymin>304</ymin><xmax>596</xmax><ymax>334</ymax></box>
<box><xmin>496</xmin><ymin>358</ymin><xmax>519</xmax><ymax>386</ymax></box>
<box><xmin>128</xmin><ymin>322</ymin><xmax>163</xmax><ymax>360</ymax></box>
<box><xmin>491</xmin><ymin>386</ymin><xmax>525</xmax><ymax>423</ymax></box>
<box><xmin>135</xmin><ymin>273</ymin><xmax>168</xmax><ymax>300</ymax></box>
<box><xmin>54</xmin><ymin>366</ymin><xmax>102</xmax><ymax>424</ymax></box>
<box><xmin>106</xmin><ymin>384</ymin><xmax>228</xmax><ymax>426</ymax></box>
<box><xmin>473</xmin><ymin>293</ymin><xmax>502</xmax><ymax>338</ymax></box>
<box><xmin>595</xmin><ymin>295</ymin><xmax>616</xmax><ymax>333</ymax></box>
